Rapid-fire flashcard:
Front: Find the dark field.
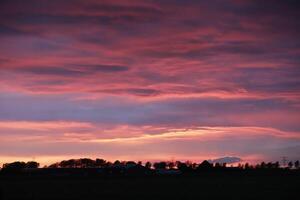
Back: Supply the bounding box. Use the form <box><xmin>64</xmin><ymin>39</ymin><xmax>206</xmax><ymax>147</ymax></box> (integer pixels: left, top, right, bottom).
<box><xmin>0</xmin><ymin>171</ymin><xmax>299</xmax><ymax>200</ymax></box>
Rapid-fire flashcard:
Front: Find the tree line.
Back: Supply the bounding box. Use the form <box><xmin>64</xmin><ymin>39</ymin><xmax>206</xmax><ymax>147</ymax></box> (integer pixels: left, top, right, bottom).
<box><xmin>1</xmin><ymin>158</ymin><xmax>300</xmax><ymax>171</ymax></box>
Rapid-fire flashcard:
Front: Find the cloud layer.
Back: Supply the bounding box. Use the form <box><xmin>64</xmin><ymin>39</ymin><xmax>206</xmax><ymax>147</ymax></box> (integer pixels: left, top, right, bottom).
<box><xmin>0</xmin><ymin>0</ymin><xmax>300</xmax><ymax>165</ymax></box>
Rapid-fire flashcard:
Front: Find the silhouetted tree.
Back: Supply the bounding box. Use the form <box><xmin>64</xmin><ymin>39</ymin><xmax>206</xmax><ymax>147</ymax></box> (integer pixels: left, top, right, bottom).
<box><xmin>215</xmin><ymin>162</ymin><xmax>221</xmax><ymax>168</ymax></box>
<box><xmin>95</xmin><ymin>159</ymin><xmax>106</xmax><ymax>168</ymax></box>
<box><xmin>26</xmin><ymin>161</ymin><xmax>39</xmax><ymax>168</ymax></box>
<box><xmin>288</xmin><ymin>161</ymin><xmax>293</xmax><ymax>169</ymax></box>
<box><xmin>176</xmin><ymin>161</ymin><xmax>189</xmax><ymax>172</ymax></box>
<box><xmin>197</xmin><ymin>160</ymin><xmax>213</xmax><ymax>170</ymax></box>
<box><xmin>48</xmin><ymin>163</ymin><xmax>59</xmax><ymax>168</ymax></box>
<box><xmin>80</xmin><ymin>158</ymin><xmax>96</xmax><ymax>168</ymax></box>
<box><xmin>5</xmin><ymin>157</ymin><xmax>297</xmax><ymax>177</ymax></box>
<box><xmin>267</xmin><ymin>162</ymin><xmax>273</xmax><ymax>169</ymax></box>
<box><xmin>153</xmin><ymin>162</ymin><xmax>167</xmax><ymax>170</ymax></box>
<box><xmin>126</xmin><ymin>161</ymin><xmax>137</xmax><ymax>168</ymax></box>
<box><xmin>274</xmin><ymin>161</ymin><xmax>280</xmax><ymax>169</ymax></box>
<box><xmin>260</xmin><ymin>162</ymin><xmax>266</xmax><ymax>169</ymax></box>
<box><xmin>105</xmin><ymin>161</ymin><xmax>113</xmax><ymax>167</ymax></box>
<box><xmin>59</xmin><ymin>159</ymin><xmax>76</xmax><ymax>168</ymax></box>
<box><xmin>3</xmin><ymin>161</ymin><xmax>26</xmax><ymax>169</ymax></box>
<box><xmin>185</xmin><ymin>160</ymin><xmax>193</xmax><ymax>167</ymax></box>
<box><xmin>294</xmin><ymin>160</ymin><xmax>300</xmax><ymax>169</ymax></box>
<box><xmin>1</xmin><ymin>161</ymin><xmax>38</xmax><ymax>172</ymax></box>
<box><xmin>245</xmin><ymin>163</ymin><xmax>250</xmax><ymax>169</ymax></box>
<box><xmin>191</xmin><ymin>163</ymin><xmax>198</xmax><ymax>169</ymax></box>
<box><xmin>167</xmin><ymin>161</ymin><xmax>175</xmax><ymax>169</ymax></box>
<box><xmin>145</xmin><ymin>161</ymin><xmax>152</xmax><ymax>169</ymax></box>
<box><xmin>114</xmin><ymin>160</ymin><xmax>121</xmax><ymax>166</ymax></box>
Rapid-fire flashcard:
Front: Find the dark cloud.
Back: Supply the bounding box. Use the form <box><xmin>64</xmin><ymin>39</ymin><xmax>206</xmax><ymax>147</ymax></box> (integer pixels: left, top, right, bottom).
<box><xmin>0</xmin><ymin>1</ymin><xmax>163</xmax><ymax>26</ymax></box>
<box><xmin>2</xmin><ymin>64</ymin><xmax>129</xmax><ymax>77</ymax></box>
<box><xmin>234</xmin><ymin>0</ymin><xmax>300</xmax><ymax>16</ymax></box>
<box><xmin>0</xmin><ymin>24</ymin><xmax>28</xmax><ymax>36</ymax></box>
<box><xmin>139</xmin><ymin>41</ymin><xmax>268</xmax><ymax>60</ymax></box>
<box><xmin>1</xmin><ymin>93</ymin><xmax>299</xmax><ymax>131</ymax></box>
<box><xmin>93</xmin><ymin>88</ymin><xmax>160</xmax><ymax>97</ymax></box>
<box><xmin>85</xmin><ymin>3</ymin><xmax>163</xmax><ymax>16</ymax></box>
<box><xmin>0</xmin><ymin>58</ymin><xmax>10</xmax><ymax>64</ymax></box>
<box><xmin>208</xmin><ymin>156</ymin><xmax>242</xmax><ymax>164</ymax></box>
<box><xmin>28</xmin><ymin>79</ymin><xmax>71</xmax><ymax>86</ymax></box>
<box><xmin>125</xmin><ymin>88</ymin><xmax>160</xmax><ymax>96</ymax></box>
<box><xmin>13</xmin><ymin>66</ymin><xmax>83</xmax><ymax>76</ymax></box>
<box><xmin>231</xmin><ymin>67</ymin><xmax>300</xmax><ymax>93</ymax></box>
<box><xmin>74</xmin><ymin>64</ymin><xmax>130</xmax><ymax>73</ymax></box>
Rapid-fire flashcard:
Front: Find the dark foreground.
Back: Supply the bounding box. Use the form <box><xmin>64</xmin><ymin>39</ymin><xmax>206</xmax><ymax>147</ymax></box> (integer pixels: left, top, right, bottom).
<box><xmin>0</xmin><ymin>171</ymin><xmax>299</xmax><ymax>200</ymax></box>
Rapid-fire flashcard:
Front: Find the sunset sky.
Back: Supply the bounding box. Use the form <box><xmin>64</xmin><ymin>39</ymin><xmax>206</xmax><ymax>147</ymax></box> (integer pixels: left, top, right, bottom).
<box><xmin>0</xmin><ymin>0</ymin><xmax>300</xmax><ymax>166</ymax></box>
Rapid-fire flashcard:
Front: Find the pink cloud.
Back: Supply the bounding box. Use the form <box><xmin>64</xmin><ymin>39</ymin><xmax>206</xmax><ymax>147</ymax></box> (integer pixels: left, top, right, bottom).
<box><xmin>0</xmin><ymin>0</ymin><xmax>299</xmax><ymax>165</ymax></box>
<box><xmin>1</xmin><ymin>121</ymin><xmax>299</xmax><ymax>165</ymax></box>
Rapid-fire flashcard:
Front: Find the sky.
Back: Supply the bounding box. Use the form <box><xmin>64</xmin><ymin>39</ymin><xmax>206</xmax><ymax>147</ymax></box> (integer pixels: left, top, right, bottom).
<box><xmin>0</xmin><ymin>0</ymin><xmax>300</xmax><ymax>166</ymax></box>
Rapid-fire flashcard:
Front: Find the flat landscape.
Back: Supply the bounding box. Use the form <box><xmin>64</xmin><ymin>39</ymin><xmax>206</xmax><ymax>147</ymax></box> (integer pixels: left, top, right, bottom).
<box><xmin>1</xmin><ymin>171</ymin><xmax>299</xmax><ymax>200</ymax></box>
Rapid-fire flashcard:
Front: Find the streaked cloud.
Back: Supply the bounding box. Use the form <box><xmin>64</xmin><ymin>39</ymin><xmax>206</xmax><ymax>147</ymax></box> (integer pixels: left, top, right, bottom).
<box><xmin>1</xmin><ymin>122</ymin><xmax>299</xmax><ymax>165</ymax></box>
<box><xmin>0</xmin><ymin>0</ymin><xmax>299</xmax><ymax>164</ymax></box>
